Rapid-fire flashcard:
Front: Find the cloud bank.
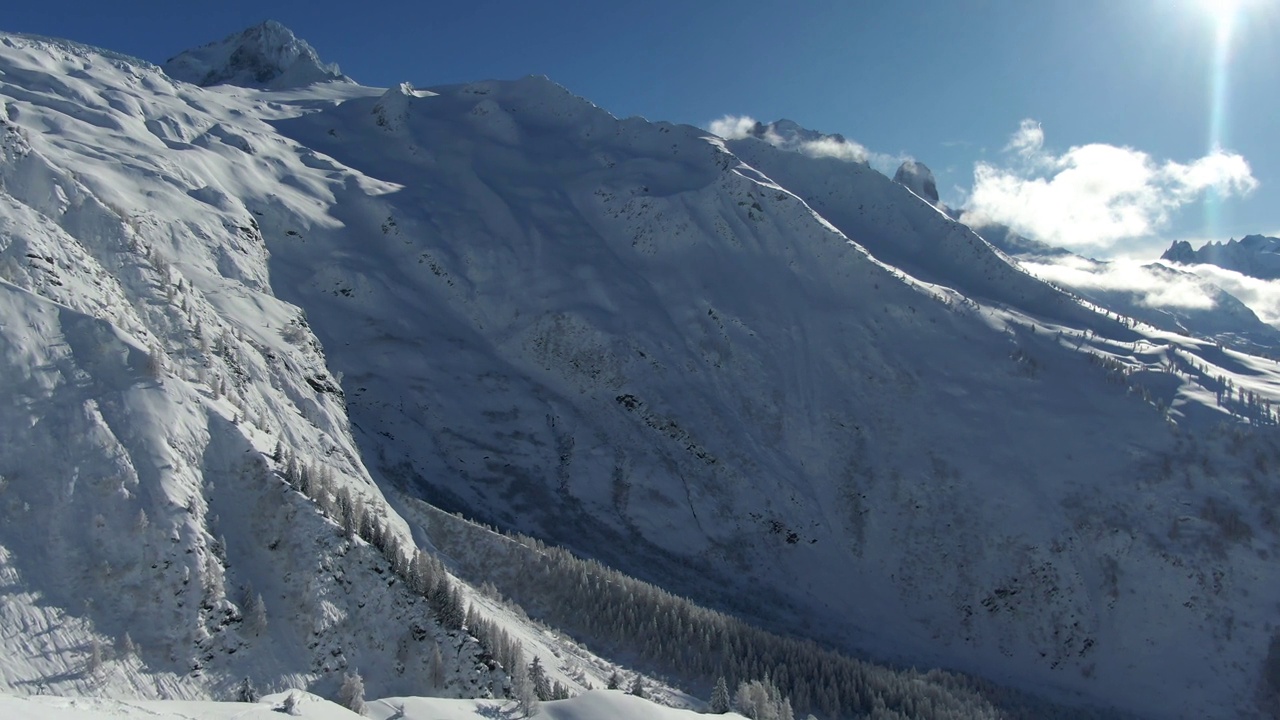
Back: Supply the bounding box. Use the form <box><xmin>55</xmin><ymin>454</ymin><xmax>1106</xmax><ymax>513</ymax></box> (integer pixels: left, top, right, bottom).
<box><xmin>961</xmin><ymin>120</ymin><xmax>1257</xmax><ymax>253</ymax></box>
<box><xmin>1180</xmin><ymin>263</ymin><xmax>1280</xmax><ymax>326</ymax></box>
<box><xmin>1020</xmin><ymin>256</ymin><xmax>1218</xmax><ymax>310</ymax></box>
<box><xmin>1021</xmin><ymin>254</ymin><xmax>1280</xmax><ymax>329</ymax></box>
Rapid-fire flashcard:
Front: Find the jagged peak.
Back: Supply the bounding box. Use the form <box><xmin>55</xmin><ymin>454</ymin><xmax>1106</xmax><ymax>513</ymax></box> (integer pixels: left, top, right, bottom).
<box><xmin>1161</xmin><ymin>239</ymin><xmax>1197</xmax><ymax>264</ymax></box>
<box><xmin>162</xmin><ymin>20</ymin><xmax>350</xmax><ymax>90</ymax></box>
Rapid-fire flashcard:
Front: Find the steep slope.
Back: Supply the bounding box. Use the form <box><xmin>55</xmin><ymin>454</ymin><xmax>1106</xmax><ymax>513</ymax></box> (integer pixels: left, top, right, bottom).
<box><xmin>721</xmin><ymin>129</ymin><xmax>1105</xmax><ymax>326</ymax></box>
<box><xmin>2</xmin><ymin>27</ymin><xmax>1280</xmax><ymax>720</ymax></box>
<box><xmin>0</xmin><ymin>33</ymin><xmax>511</xmax><ymax>705</ymax></box>
<box><xmin>0</xmin><ymin>31</ymin><xmax>770</xmax><ymax>715</ymax></box>
<box><xmin>254</xmin><ymin>83</ymin><xmax>1278</xmax><ymax>718</ymax></box>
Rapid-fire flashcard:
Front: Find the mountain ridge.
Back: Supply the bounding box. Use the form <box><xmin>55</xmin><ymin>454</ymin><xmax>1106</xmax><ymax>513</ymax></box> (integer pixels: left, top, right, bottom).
<box><xmin>1161</xmin><ymin>234</ymin><xmax>1280</xmax><ymax>280</ymax></box>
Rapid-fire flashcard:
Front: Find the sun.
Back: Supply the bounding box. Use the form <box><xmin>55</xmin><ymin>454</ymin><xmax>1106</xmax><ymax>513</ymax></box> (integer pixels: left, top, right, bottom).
<box><xmin>1199</xmin><ymin>0</ymin><xmax>1247</xmax><ymax>28</ymax></box>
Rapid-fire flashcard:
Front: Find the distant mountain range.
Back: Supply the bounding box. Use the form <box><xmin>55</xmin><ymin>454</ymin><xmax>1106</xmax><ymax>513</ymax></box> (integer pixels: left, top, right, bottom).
<box><xmin>1163</xmin><ymin>234</ymin><xmax>1280</xmax><ymax>280</ymax></box>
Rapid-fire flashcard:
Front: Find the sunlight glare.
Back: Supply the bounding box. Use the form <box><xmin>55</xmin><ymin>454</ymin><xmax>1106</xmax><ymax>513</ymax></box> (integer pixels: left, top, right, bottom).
<box><xmin>1200</xmin><ymin>0</ymin><xmax>1246</xmax><ymax>30</ymax></box>
<box><xmin>1201</xmin><ymin>0</ymin><xmax>1247</xmax><ymax>238</ymax></box>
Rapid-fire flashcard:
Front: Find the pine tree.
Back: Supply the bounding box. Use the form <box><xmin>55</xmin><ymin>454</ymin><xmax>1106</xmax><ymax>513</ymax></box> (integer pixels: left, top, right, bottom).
<box><xmin>529</xmin><ymin>656</ymin><xmax>551</xmax><ymax>701</ymax></box>
<box><xmin>429</xmin><ymin>644</ymin><xmax>446</xmax><ymax>689</ymax></box>
<box><xmin>243</xmin><ymin>591</ymin><xmax>267</xmax><ymax>637</ymax></box>
<box><xmin>85</xmin><ymin>638</ymin><xmax>104</xmax><ymax>676</ymax></box>
<box><xmin>338</xmin><ymin>670</ymin><xmax>366</xmax><ymax>715</ymax></box>
<box><xmin>628</xmin><ymin>675</ymin><xmax>646</xmax><ymax>699</ymax></box>
<box><xmin>511</xmin><ymin>657</ymin><xmax>538</xmax><ymax>718</ymax></box>
<box><xmin>116</xmin><ymin>632</ymin><xmax>136</xmax><ymax>658</ymax></box>
<box><xmin>711</xmin><ymin>676</ymin><xmax>731</xmax><ymax>713</ymax></box>
<box><xmin>606</xmin><ymin>670</ymin><xmax>622</xmax><ymax>690</ymax></box>
<box><xmin>236</xmin><ymin>676</ymin><xmax>260</xmax><ymax>703</ymax></box>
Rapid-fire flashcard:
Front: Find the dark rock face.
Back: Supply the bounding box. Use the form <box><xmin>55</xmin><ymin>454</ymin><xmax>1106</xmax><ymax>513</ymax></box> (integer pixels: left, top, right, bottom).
<box><xmin>163</xmin><ymin>20</ymin><xmax>349</xmax><ymax>89</ymax></box>
<box><xmin>893</xmin><ymin>160</ymin><xmax>939</xmax><ymax>205</ymax></box>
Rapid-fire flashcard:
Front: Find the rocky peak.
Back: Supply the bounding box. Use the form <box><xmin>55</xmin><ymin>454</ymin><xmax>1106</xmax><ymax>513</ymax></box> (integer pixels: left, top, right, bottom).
<box><xmin>893</xmin><ymin>160</ymin><xmax>939</xmax><ymax>205</ymax></box>
<box><xmin>163</xmin><ymin>20</ymin><xmax>350</xmax><ymax>89</ymax></box>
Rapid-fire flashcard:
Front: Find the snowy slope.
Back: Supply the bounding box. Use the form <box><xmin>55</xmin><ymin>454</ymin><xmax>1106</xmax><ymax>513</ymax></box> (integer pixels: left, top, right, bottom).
<box><xmin>0</xmin><ymin>690</ymin><xmax>724</xmax><ymax>720</ymax></box>
<box><xmin>0</xmin><ymin>692</ymin><xmax>363</xmax><ymax>720</ymax></box>
<box><xmin>0</xmin><ymin>33</ymin><xmax>511</xmax><ymax>706</ymax></box>
<box><xmin>256</xmin><ymin>80</ymin><xmax>1277</xmax><ymax>718</ymax></box>
<box><xmin>0</xmin><ymin>26</ymin><xmax>1278</xmax><ymax>720</ymax></box>
<box><xmin>722</xmin><ymin>130</ymin><xmax>1105</xmax><ymax>324</ymax></box>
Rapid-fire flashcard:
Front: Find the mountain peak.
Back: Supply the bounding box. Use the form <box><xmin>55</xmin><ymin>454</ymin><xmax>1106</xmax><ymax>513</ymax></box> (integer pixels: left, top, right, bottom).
<box><xmin>1161</xmin><ymin>239</ymin><xmax>1197</xmax><ymax>264</ymax></box>
<box><xmin>163</xmin><ymin>20</ymin><xmax>350</xmax><ymax>89</ymax></box>
<box><xmin>893</xmin><ymin>159</ymin><xmax>939</xmax><ymax>204</ymax></box>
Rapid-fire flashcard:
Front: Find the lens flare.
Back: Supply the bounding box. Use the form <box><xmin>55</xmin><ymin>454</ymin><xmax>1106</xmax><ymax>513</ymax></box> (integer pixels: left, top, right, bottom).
<box><xmin>1203</xmin><ymin>0</ymin><xmax>1243</xmax><ymax>236</ymax></box>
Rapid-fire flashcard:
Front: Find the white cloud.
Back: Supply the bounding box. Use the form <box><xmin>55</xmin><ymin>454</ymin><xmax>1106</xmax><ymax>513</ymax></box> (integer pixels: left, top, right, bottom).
<box><xmin>707</xmin><ymin>114</ymin><xmax>910</xmax><ymax>176</ymax></box>
<box><xmin>708</xmin><ymin>114</ymin><xmax>760</xmax><ymax>140</ymax></box>
<box><xmin>1005</xmin><ymin>119</ymin><xmax>1045</xmax><ymax>158</ymax></box>
<box><xmin>1178</xmin><ymin>263</ymin><xmax>1280</xmax><ymax>326</ymax></box>
<box><xmin>795</xmin><ymin>135</ymin><xmax>871</xmax><ymax>163</ymax></box>
<box><xmin>960</xmin><ymin>120</ymin><xmax>1258</xmax><ymax>253</ymax></box>
<box><xmin>1021</xmin><ymin>256</ymin><xmax>1218</xmax><ymax>310</ymax></box>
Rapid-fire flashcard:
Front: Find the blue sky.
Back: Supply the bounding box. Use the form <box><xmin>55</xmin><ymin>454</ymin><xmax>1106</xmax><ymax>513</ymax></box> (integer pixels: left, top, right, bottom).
<box><xmin>8</xmin><ymin>0</ymin><xmax>1278</xmax><ymax>257</ymax></box>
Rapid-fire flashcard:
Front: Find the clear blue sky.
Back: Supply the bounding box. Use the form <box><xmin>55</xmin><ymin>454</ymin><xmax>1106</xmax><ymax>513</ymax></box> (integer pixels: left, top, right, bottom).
<box><xmin>7</xmin><ymin>0</ymin><xmax>1279</xmax><ymax>257</ymax></box>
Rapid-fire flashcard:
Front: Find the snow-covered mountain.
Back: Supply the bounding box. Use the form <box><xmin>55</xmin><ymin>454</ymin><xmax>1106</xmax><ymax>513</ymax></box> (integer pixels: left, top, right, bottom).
<box><xmin>1</xmin><ymin>24</ymin><xmax>1279</xmax><ymax>720</ymax></box>
<box><xmin>164</xmin><ymin>21</ymin><xmax>350</xmax><ymax>89</ymax></box>
<box><xmin>1163</xmin><ymin>234</ymin><xmax>1280</xmax><ymax>280</ymax></box>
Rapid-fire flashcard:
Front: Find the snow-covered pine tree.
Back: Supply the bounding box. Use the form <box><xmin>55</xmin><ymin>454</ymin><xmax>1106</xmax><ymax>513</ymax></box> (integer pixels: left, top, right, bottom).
<box><xmin>236</xmin><ymin>676</ymin><xmax>260</xmax><ymax>702</ymax></box>
<box><xmin>338</xmin><ymin>670</ymin><xmax>366</xmax><ymax>715</ymax></box>
<box><xmin>606</xmin><ymin>670</ymin><xmax>622</xmax><ymax>690</ymax></box>
<box><xmin>628</xmin><ymin>674</ymin><xmax>646</xmax><ymax>698</ymax></box>
<box><xmin>529</xmin><ymin>656</ymin><xmax>551</xmax><ymax>701</ymax></box>
<box><xmin>242</xmin><ymin>591</ymin><xmax>267</xmax><ymax>637</ymax></box>
<box><xmin>734</xmin><ymin>678</ymin><xmax>794</xmax><ymax>720</ymax></box>
<box><xmin>116</xmin><ymin>632</ymin><xmax>136</xmax><ymax>658</ymax></box>
<box><xmin>711</xmin><ymin>675</ymin><xmax>731</xmax><ymax>713</ymax></box>
<box><xmin>511</xmin><ymin>655</ymin><xmax>538</xmax><ymax>718</ymax></box>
